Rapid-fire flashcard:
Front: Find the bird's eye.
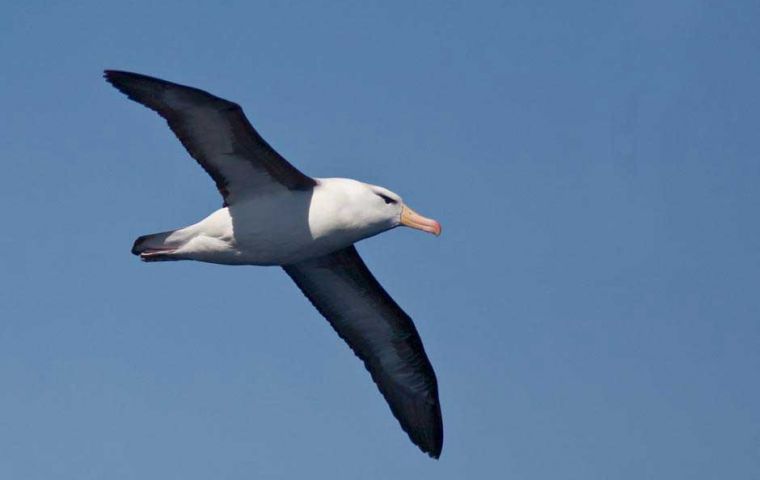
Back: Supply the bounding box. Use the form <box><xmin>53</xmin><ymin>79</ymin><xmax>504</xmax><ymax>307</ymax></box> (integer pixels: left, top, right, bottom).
<box><xmin>378</xmin><ymin>194</ymin><xmax>396</xmax><ymax>205</ymax></box>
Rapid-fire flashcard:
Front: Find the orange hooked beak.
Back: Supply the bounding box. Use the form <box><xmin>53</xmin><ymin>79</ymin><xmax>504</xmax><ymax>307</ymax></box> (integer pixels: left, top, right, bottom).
<box><xmin>400</xmin><ymin>205</ymin><xmax>442</xmax><ymax>236</ymax></box>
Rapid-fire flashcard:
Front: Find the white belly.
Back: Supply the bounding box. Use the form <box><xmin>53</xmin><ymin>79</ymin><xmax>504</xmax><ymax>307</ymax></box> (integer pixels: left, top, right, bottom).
<box><xmin>178</xmin><ymin>187</ymin><xmax>382</xmax><ymax>266</ymax></box>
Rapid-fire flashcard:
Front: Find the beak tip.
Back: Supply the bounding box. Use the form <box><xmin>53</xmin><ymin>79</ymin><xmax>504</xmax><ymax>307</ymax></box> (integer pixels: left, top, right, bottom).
<box><xmin>400</xmin><ymin>205</ymin><xmax>442</xmax><ymax>237</ymax></box>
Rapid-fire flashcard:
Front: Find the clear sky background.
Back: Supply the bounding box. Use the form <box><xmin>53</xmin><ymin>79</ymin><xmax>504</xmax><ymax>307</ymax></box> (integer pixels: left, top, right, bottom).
<box><xmin>1</xmin><ymin>1</ymin><xmax>759</xmax><ymax>478</ymax></box>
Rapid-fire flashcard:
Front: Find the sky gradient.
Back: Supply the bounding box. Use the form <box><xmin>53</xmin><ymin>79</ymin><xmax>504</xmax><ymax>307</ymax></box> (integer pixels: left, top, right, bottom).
<box><xmin>2</xmin><ymin>1</ymin><xmax>759</xmax><ymax>478</ymax></box>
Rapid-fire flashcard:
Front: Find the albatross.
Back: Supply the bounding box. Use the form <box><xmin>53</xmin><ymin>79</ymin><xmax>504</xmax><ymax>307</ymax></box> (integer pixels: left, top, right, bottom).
<box><xmin>105</xmin><ymin>70</ymin><xmax>443</xmax><ymax>458</ymax></box>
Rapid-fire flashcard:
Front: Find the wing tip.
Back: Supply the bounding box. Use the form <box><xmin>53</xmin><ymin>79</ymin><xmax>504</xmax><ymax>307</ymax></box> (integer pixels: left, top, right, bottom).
<box><xmin>102</xmin><ymin>69</ymin><xmax>238</xmax><ymax>113</ymax></box>
<box><xmin>103</xmin><ymin>69</ymin><xmax>163</xmax><ymax>92</ymax></box>
<box><xmin>103</xmin><ymin>69</ymin><xmax>152</xmax><ymax>82</ymax></box>
<box><xmin>103</xmin><ymin>69</ymin><xmax>120</xmax><ymax>88</ymax></box>
<box><xmin>103</xmin><ymin>69</ymin><xmax>152</xmax><ymax>98</ymax></box>
<box><xmin>424</xmin><ymin>441</ymin><xmax>443</xmax><ymax>459</ymax></box>
<box><xmin>409</xmin><ymin>411</ymin><xmax>443</xmax><ymax>459</ymax></box>
<box><xmin>391</xmin><ymin>391</ymin><xmax>443</xmax><ymax>459</ymax></box>
<box><xmin>103</xmin><ymin>69</ymin><xmax>137</xmax><ymax>85</ymax></box>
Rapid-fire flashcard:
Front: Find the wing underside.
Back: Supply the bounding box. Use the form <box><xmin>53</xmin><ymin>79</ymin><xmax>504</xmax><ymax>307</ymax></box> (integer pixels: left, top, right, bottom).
<box><xmin>283</xmin><ymin>245</ymin><xmax>443</xmax><ymax>458</ymax></box>
<box><xmin>105</xmin><ymin>70</ymin><xmax>316</xmax><ymax>205</ymax></box>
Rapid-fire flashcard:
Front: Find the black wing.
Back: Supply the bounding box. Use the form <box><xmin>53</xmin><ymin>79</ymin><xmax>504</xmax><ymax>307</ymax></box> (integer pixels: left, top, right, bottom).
<box><xmin>105</xmin><ymin>70</ymin><xmax>315</xmax><ymax>205</ymax></box>
<box><xmin>283</xmin><ymin>246</ymin><xmax>443</xmax><ymax>458</ymax></box>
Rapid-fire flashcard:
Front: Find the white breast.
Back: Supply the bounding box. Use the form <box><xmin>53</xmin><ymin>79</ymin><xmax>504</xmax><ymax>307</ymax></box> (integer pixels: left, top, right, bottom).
<box><xmin>181</xmin><ymin>179</ymin><xmax>388</xmax><ymax>266</ymax></box>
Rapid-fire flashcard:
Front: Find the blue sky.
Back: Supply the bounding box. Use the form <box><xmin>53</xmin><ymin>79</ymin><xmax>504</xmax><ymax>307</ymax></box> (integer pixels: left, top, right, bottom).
<box><xmin>1</xmin><ymin>1</ymin><xmax>759</xmax><ymax>478</ymax></box>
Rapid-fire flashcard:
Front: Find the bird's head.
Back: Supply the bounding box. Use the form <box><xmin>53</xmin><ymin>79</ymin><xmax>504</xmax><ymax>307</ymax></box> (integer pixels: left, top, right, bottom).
<box><xmin>312</xmin><ymin>178</ymin><xmax>441</xmax><ymax>242</ymax></box>
<box><xmin>364</xmin><ymin>184</ymin><xmax>442</xmax><ymax>236</ymax></box>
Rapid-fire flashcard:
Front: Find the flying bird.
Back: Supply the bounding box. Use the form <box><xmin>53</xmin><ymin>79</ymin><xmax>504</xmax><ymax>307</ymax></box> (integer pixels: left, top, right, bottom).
<box><xmin>105</xmin><ymin>70</ymin><xmax>443</xmax><ymax>458</ymax></box>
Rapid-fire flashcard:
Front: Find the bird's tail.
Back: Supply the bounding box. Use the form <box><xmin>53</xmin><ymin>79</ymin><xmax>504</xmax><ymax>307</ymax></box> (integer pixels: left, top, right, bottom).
<box><xmin>131</xmin><ymin>230</ymin><xmax>182</xmax><ymax>262</ymax></box>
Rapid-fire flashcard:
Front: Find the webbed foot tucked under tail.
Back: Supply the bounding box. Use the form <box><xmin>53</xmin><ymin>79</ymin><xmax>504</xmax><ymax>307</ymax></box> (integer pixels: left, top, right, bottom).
<box><xmin>132</xmin><ymin>231</ymin><xmax>181</xmax><ymax>262</ymax></box>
